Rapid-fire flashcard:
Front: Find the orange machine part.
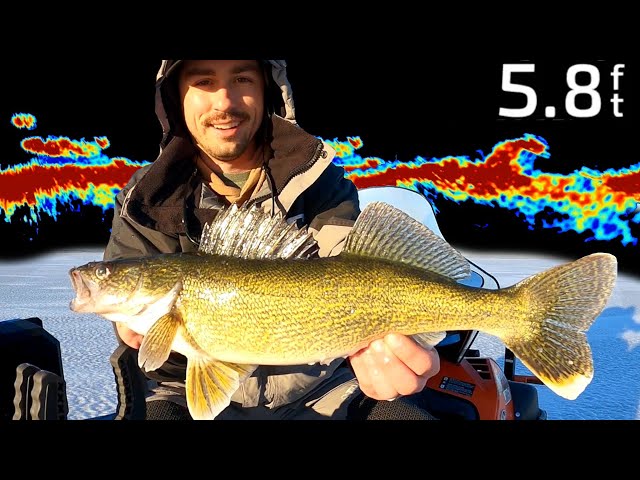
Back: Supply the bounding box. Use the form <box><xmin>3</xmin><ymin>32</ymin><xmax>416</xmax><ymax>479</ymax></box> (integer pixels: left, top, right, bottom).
<box><xmin>425</xmin><ymin>357</ymin><xmax>515</xmax><ymax>420</ymax></box>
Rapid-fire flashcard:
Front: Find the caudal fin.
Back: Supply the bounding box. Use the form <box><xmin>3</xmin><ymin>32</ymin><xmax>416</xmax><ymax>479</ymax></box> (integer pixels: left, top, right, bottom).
<box><xmin>505</xmin><ymin>253</ymin><xmax>617</xmax><ymax>400</ymax></box>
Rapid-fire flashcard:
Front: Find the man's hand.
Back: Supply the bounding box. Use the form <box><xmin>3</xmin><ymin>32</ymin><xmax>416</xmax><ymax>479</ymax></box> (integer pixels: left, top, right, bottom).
<box><xmin>348</xmin><ymin>333</ymin><xmax>440</xmax><ymax>401</ymax></box>
<box><xmin>115</xmin><ymin>322</ymin><xmax>144</xmax><ymax>350</ymax></box>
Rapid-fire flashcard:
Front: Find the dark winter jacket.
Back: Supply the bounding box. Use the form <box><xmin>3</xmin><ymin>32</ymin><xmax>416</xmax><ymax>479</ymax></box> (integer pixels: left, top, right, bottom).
<box><xmin>103</xmin><ymin>59</ymin><xmax>360</xmax><ymax>408</ymax></box>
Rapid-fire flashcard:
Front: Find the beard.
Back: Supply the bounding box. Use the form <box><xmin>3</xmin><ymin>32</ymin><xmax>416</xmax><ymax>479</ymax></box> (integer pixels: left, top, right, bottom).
<box><xmin>200</xmin><ymin>136</ymin><xmax>251</xmax><ymax>162</ymax></box>
<box><xmin>197</xmin><ymin>111</ymin><xmax>257</xmax><ymax>162</ymax></box>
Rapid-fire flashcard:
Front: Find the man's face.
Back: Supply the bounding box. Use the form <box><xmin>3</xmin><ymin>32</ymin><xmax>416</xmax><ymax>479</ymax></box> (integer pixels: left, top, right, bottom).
<box><xmin>178</xmin><ymin>60</ymin><xmax>265</xmax><ymax>163</ymax></box>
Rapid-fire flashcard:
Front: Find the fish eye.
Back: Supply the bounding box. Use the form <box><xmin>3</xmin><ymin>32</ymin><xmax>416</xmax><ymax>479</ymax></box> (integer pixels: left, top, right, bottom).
<box><xmin>95</xmin><ymin>265</ymin><xmax>111</xmax><ymax>280</ymax></box>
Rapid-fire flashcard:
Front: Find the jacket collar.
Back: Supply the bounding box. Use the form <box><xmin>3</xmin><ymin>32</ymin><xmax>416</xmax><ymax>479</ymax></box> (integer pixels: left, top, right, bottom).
<box><xmin>124</xmin><ymin>115</ymin><xmax>325</xmax><ymax>235</ymax></box>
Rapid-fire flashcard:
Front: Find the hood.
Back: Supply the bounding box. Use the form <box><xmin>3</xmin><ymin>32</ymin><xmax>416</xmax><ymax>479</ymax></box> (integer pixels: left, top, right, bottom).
<box><xmin>155</xmin><ymin>59</ymin><xmax>297</xmax><ymax>150</ymax></box>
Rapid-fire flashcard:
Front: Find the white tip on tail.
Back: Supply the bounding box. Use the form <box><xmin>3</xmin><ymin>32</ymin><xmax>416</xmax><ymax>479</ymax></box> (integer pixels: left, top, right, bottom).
<box><xmin>544</xmin><ymin>372</ymin><xmax>593</xmax><ymax>401</ymax></box>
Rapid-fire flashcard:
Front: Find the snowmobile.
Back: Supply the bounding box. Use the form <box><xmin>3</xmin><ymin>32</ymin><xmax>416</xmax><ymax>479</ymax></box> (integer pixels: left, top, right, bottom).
<box><xmin>0</xmin><ymin>186</ymin><xmax>547</xmax><ymax>421</ymax></box>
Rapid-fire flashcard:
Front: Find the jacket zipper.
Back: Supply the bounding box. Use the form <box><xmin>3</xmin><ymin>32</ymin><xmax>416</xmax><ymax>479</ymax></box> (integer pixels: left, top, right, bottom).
<box><xmin>247</xmin><ymin>142</ymin><xmax>327</xmax><ymax>209</ymax></box>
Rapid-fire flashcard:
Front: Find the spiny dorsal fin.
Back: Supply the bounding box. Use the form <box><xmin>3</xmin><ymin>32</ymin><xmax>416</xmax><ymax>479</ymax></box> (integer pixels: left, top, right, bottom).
<box><xmin>343</xmin><ymin>201</ymin><xmax>471</xmax><ymax>281</ymax></box>
<box><xmin>199</xmin><ymin>203</ymin><xmax>319</xmax><ymax>259</ymax></box>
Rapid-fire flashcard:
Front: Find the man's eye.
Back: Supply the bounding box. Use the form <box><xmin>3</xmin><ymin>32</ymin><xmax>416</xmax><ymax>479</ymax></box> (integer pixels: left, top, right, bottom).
<box><xmin>95</xmin><ymin>266</ymin><xmax>111</xmax><ymax>280</ymax></box>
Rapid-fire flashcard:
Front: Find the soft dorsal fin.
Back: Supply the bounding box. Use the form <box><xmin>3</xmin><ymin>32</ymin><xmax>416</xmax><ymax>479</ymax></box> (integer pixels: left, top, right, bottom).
<box><xmin>199</xmin><ymin>203</ymin><xmax>319</xmax><ymax>259</ymax></box>
<box><xmin>343</xmin><ymin>201</ymin><xmax>471</xmax><ymax>281</ymax></box>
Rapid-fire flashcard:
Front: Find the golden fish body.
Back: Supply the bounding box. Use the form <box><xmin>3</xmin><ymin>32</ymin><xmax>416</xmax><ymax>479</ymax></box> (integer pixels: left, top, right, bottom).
<box><xmin>177</xmin><ymin>254</ymin><xmax>509</xmax><ymax>365</ymax></box>
<box><xmin>69</xmin><ymin>202</ymin><xmax>617</xmax><ymax>419</ymax></box>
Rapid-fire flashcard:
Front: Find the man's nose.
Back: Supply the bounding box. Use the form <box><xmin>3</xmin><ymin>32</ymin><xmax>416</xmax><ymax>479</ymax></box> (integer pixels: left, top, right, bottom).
<box><xmin>212</xmin><ymin>87</ymin><xmax>234</xmax><ymax>111</ymax></box>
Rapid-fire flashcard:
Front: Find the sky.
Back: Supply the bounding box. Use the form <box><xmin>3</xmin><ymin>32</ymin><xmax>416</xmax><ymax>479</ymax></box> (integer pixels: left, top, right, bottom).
<box><xmin>0</xmin><ymin>186</ymin><xmax>637</xmax><ymax>421</ymax></box>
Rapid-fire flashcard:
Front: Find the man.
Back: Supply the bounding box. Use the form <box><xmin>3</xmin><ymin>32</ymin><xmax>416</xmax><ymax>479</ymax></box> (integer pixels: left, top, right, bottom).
<box><xmin>104</xmin><ymin>59</ymin><xmax>440</xmax><ymax>419</ymax></box>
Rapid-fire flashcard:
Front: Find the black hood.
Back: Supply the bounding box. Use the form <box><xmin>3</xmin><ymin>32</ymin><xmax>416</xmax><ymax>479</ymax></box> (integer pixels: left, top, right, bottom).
<box><xmin>154</xmin><ymin>59</ymin><xmax>297</xmax><ymax>150</ymax></box>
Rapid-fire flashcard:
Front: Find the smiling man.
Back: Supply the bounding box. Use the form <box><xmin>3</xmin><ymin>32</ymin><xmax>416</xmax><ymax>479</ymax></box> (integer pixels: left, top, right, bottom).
<box><xmin>102</xmin><ymin>59</ymin><xmax>440</xmax><ymax>420</ymax></box>
<box><xmin>181</xmin><ymin>60</ymin><xmax>266</xmax><ymax>172</ymax></box>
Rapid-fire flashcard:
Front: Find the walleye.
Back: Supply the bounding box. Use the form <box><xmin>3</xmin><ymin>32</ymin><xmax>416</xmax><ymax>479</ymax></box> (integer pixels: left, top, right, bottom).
<box><xmin>69</xmin><ymin>201</ymin><xmax>617</xmax><ymax>420</ymax></box>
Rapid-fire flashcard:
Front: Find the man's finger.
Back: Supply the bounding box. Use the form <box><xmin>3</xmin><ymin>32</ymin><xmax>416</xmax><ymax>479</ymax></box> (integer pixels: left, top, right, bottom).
<box><xmin>349</xmin><ymin>349</ymin><xmax>378</xmax><ymax>399</ymax></box>
<box><xmin>351</xmin><ymin>344</ymin><xmax>397</xmax><ymax>401</ymax></box>
<box><xmin>374</xmin><ymin>339</ymin><xmax>424</xmax><ymax>396</ymax></box>
<box><xmin>384</xmin><ymin>333</ymin><xmax>440</xmax><ymax>379</ymax></box>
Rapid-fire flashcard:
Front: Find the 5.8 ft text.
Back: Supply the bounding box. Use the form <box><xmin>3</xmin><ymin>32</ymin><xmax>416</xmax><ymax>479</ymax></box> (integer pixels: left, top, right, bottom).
<box><xmin>498</xmin><ymin>63</ymin><xmax>625</xmax><ymax>119</ymax></box>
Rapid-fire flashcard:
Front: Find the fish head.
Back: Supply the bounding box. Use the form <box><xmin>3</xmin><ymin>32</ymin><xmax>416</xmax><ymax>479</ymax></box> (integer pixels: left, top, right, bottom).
<box><xmin>68</xmin><ymin>258</ymin><xmax>178</xmax><ymax>322</ymax></box>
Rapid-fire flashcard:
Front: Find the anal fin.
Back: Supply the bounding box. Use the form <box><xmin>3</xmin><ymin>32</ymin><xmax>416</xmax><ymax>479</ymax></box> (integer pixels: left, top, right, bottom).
<box><xmin>411</xmin><ymin>331</ymin><xmax>448</xmax><ymax>350</ymax></box>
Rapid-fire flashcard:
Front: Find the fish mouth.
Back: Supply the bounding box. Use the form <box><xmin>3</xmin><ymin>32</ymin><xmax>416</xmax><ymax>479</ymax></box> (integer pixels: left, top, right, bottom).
<box><xmin>69</xmin><ymin>268</ymin><xmax>94</xmax><ymax>312</ymax></box>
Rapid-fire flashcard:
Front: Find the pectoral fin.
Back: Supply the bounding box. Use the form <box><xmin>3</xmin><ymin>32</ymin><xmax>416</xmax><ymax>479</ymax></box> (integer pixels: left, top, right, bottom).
<box><xmin>186</xmin><ymin>358</ymin><xmax>257</xmax><ymax>420</ymax></box>
<box><xmin>138</xmin><ymin>310</ymin><xmax>181</xmax><ymax>371</ymax></box>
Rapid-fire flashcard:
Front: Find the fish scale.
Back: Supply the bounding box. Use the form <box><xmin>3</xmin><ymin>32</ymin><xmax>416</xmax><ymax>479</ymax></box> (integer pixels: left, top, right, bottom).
<box><xmin>144</xmin><ymin>253</ymin><xmax>532</xmax><ymax>363</ymax></box>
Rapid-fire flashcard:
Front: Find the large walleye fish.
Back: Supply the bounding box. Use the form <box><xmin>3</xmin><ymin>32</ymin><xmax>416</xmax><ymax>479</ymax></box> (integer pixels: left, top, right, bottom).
<box><xmin>69</xmin><ymin>201</ymin><xmax>617</xmax><ymax>420</ymax></box>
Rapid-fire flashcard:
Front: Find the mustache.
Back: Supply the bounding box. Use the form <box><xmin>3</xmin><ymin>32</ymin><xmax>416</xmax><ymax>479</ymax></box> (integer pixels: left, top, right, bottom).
<box><xmin>203</xmin><ymin>111</ymin><xmax>249</xmax><ymax>126</ymax></box>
